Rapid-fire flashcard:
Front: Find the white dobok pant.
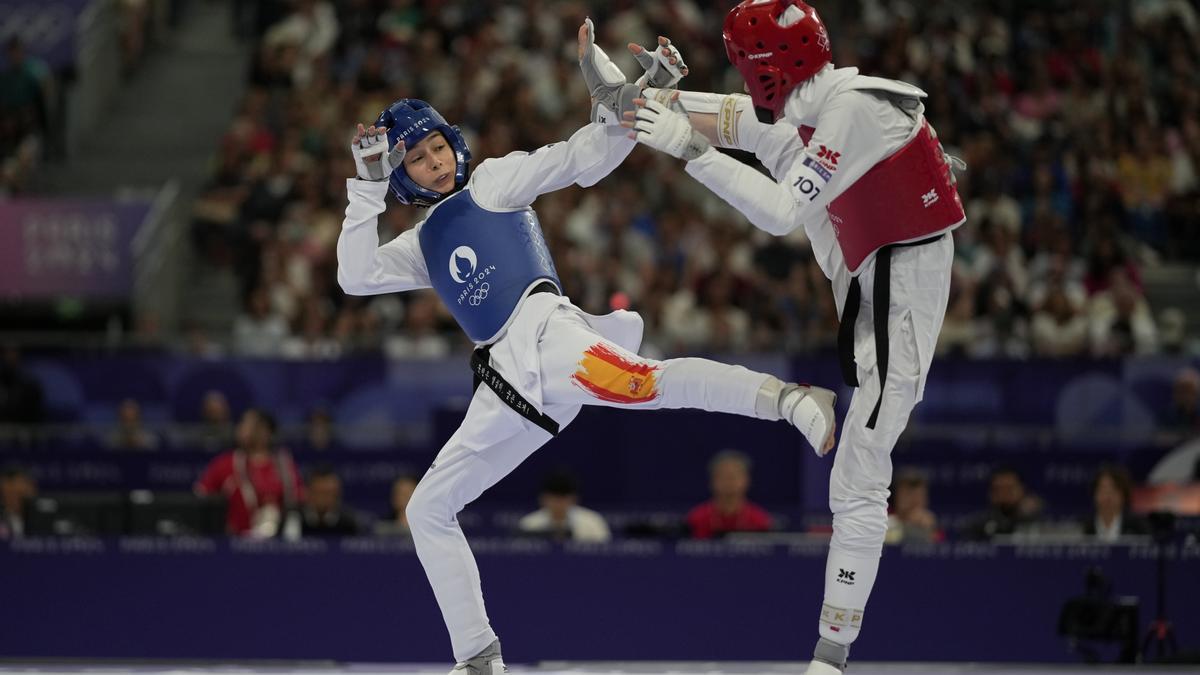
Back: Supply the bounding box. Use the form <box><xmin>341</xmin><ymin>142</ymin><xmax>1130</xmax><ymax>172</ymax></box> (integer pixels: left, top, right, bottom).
<box><xmin>818</xmin><ymin>235</ymin><xmax>954</xmax><ymax>646</ymax></box>
<box><xmin>406</xmin><ymin>291</ymin><xmax>778</xmax><ymax>662</ymax></box>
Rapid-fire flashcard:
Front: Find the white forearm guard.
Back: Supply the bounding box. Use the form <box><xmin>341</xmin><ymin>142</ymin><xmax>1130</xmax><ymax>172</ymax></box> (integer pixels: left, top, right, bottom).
<box><xmin>644</xmin><ymin>89</ymin><xmax>763</xmax><ymax>151</ymax></box>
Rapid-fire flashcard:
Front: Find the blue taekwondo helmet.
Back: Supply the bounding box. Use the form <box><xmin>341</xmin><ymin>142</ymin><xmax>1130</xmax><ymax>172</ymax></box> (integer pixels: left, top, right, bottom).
<box><xmin>375</xmin><ymin>98</ymin><xmax>472</xmax><ymax>207</ymax></box>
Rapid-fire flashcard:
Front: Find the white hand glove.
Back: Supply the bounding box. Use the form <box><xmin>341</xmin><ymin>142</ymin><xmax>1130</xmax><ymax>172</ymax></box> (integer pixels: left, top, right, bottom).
<box><xmin>631</xmin><ymin>36</ymin><xmax>687</xmax><ymax>89</ymax></box>
<box><xmin>632</xmin><ymin>99</ymin><xmax>711</xmax><ymax>161</ymax></box>
<box><xmin>579</xmin><ymin>17</ymin><xmax>640</xmax><ymax>125</ymax></box>
<box><xmin>351</xmin><ymin>124</ymin><xmax>406</xmax><ymax>181</ymax></box>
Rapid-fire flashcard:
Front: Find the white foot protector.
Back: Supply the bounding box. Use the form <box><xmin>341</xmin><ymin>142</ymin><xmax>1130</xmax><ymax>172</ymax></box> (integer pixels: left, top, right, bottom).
<box><xmin>780</xmin><ymin>384</ymin><xmax>838</xmax><ymax>456</ymax></box>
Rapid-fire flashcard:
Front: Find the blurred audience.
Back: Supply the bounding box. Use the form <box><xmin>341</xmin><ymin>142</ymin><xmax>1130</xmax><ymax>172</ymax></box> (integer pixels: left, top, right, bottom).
<box><xmin>1082</xmin><ymin>465</ymin><xmax>1150</xmax><ymax>542</ymax></box>
<box><xmin>194</xmin><ymin>408</ymin><xmax>305</xmax><ymax>537</ymax></box>
<box><xmin>885</xmin><ymin>469</ymin><xmax>941</xmax><ymax>544</ymax></box>
<box><xmin>517</xmin><ymin>471</ymin><xmax>610</xmax><ymax>543</ymax></box>
<box><xmin>686</xmin><ymin>450</ymin><xmax>772</xmax><ymax>539</ymax></box>
<box><xmin>0</xmin><ymin>465</ymin><xmax>36</xmax><ymax>539</ymax></box>
<box><xmin>300</xmin><ymin>465</ymin><xmax>361</xmax><ymax>536</ymax></box>
<box><xmin>961</xmin><ymin>466</ymin><xmax>1044</xmax><ymax>541</ymax></box>
<box><xmin>186</xmin><ymin>0</ymin><xmax>1198</xmax><ymax>358</ymax></box>
<box><xmin>375</xmin><ymin>473</ymin><xmax>417</xmax><ymax>537</ymax></box>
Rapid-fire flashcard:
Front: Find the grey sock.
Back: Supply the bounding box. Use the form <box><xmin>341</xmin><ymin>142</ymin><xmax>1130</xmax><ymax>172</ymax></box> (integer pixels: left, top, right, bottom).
<box><xmin>814</xmin><ymin>637</ymin><xmax>849</xmax><ymax>670</ymax></box>
<box><xmin>456</xmin><ymin>640</ymin><xmax>504</xmax><ymax>673</ymax></box>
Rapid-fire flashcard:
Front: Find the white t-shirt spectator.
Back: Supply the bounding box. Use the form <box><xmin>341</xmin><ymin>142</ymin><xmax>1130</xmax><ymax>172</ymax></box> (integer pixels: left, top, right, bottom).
<box><xmin>518</xmin><ymin>506</ymin><xmax>611</xmax><ymax>543</ymax></box>
<box><xmin>233</xmin><ymin>313</ymin><xmax>289</xmax><ymax>357</ymax></box>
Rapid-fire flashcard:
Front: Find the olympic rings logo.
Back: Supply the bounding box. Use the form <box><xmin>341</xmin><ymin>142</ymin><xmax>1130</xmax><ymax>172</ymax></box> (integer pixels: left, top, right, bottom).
<box><xmin>468</xmin><ymin>282</ymin><xmax>490</xmax><ymax>306</ymax></box>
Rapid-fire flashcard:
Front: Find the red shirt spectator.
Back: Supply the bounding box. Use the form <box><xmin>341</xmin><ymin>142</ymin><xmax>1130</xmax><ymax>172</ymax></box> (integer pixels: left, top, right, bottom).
<box><xmin>686</xmin><ymin>500</ymin><xmax>773</xmax><ymax>539</ymax></box>
<box><xmin>686</xmin><ymin>450</ymin><xmax>773</xmax><ymax>539</ymax></box>
<box><xmin>194</xmin><ymin>409</ymin><xmax>304</xmax><ymax>535</ymax></box>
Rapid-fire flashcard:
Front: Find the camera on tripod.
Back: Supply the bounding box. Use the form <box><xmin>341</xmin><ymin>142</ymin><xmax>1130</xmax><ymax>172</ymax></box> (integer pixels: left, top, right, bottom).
<box><xmin>1058</xmin><ymin>567</ymin><xmax>1140</xmax><ymax>663</ymax></box>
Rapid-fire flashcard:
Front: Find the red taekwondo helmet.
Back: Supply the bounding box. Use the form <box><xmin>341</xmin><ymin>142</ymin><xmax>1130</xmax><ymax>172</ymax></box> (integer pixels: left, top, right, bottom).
<box><xmin>723</xmin><ymin>0</ymin><xmax>833</xmax><ymax>120</ymax></box>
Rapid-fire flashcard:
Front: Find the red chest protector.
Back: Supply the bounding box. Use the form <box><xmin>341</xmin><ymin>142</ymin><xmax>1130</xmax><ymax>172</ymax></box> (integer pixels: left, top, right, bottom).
<box><xmin>799</xmin><ymin>121</ymin><xmax>965</xmax><ymax>275</ymax></box>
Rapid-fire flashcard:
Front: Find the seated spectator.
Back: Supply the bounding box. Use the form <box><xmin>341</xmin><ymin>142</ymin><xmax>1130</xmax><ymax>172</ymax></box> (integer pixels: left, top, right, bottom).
<box><xmin>105</xmin><ymin>399</ymin><xmax>160</xmax><ymax>451</ymax></box>
<box><xmin>383</xmin><ymin>293</ymin><xmax>452</xmax><ymax>360</ymax></box>
<box><xmin>195</xmin><ymin>408</ymin><xmax>305</xmax><ymax>537</ymax></box>
<box><xmin>0</xmin><ymin>464</ymin><xmax>36</xmax><ymax>539</ymax></box>
<box><xmin>885</xmin><ymin>469</ymin><xmax>941</xmax><ymax>544</ymax></box>
<box><xmin>960</xmin><ymin>466</ymin><xmax>1043</xmax><ymax>540</ymax></box>
<box><xmin>281</xmin><ymin>300</ymin><xmax>343</xmax><ymax>360</ymax></box>
<box><xmin>1083</xmin><ymin>465</ymin><xmax>1150</xmax><ymax>542</ymax></box>
<box><xmin>518</xmin><ymin>472</ymin><xmax>610</xmax><ymax>543</ymax></box>
<box><xmin>1088</xmin><ymin>268</ymin><xmax>1158</xmax><ymax>356</ymax></box>
<box><xmin>686</xmin><ymin>450</ymin><xmax>772</xmax><ymax>539</ymax></box>
<box><xmin>200</xmin><ymin>390</ymin><xmax>234</xmax><ymax>450</ymax></box>
<box><xmin>375</xmin><ymin>474</ymin><xmax>418</xmax><ymax>537</ymax></box>
<box><xmin>1030</xmin><ymin>284</ymin><xmax>1089</xmax><ymax>356</ymax></box>
<box><xmin>175</xmin><ymin>390</ymin><xmax>234</xmax><ymax>450</ymax></box>
<box><xmin>301</xmin><ymin>466</ymin><xmax>360</xmax><ymax>537</ymax></box>
<box><xmin>232</xmin><ymin>286</ymin><xmax>289</xmax><ymax>357</ymax></box>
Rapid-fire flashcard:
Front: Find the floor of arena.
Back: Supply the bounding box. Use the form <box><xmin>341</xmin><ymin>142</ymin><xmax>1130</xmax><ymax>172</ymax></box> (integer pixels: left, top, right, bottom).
<box><xmin>0</xmin><ymin>663</ymin><xmax>1190</xmax><ymax>674</ymax></box>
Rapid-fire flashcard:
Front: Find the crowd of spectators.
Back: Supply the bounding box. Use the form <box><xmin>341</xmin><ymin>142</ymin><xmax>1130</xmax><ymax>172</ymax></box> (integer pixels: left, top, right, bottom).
<box><xmin>187</xmin><ymin>0</ymin><xmax>1200</xmax><ymax>360</ymax></box>
<box><xmin>1</xmin><ymin>438</ymin><xmax>1176</xmax><ymax>544</ymax></box>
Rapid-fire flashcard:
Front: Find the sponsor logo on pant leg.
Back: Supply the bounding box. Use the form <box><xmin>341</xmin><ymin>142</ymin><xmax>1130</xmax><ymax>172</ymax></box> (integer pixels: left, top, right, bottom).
<box><xmin>571</xmin><ymin>343</ymin><xmax>660</xmax><ymax>405</ymax></box>
<box><xmin>821</xmin><ymin>602</ymin><xmax>864</xmax><ymax>631</ymax></box>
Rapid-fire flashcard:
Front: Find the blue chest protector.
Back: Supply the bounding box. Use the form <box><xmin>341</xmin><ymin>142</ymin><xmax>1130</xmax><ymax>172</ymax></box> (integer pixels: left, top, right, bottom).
<box><xmin>419</xmin><ymin>190</ymin><xmax>562</xmax><ymax>344</ymax></box>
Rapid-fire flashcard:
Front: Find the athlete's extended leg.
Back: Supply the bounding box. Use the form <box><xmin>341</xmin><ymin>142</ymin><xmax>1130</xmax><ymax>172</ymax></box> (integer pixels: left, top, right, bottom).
<box><xmin>538</xmin><ymin>307</ymin><xmax>836</xmax><ymax>450</ymax></box>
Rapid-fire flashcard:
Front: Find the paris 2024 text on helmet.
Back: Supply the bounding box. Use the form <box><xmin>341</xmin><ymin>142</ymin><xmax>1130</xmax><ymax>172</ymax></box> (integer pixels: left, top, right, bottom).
<box><xmin>376</xmin><ymin>98</ymin><xmax>472</xmax><ymax>207</ymax></box>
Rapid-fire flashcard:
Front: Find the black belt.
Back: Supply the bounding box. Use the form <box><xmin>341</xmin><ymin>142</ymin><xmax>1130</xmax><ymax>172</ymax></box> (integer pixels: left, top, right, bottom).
<box><xmin>468</xmin><ymin>280</ymin><xmax>562</xmax><ymax>437</ymax></box>
<box><xmin>527</xmin><ymin>281</ymin><xmax>560</xmax><ymax>297</ymax></box>
<box><xmin>837</xmin><ymin>235</ymin><xmax>943</xmax><ymax>430</ymax></box>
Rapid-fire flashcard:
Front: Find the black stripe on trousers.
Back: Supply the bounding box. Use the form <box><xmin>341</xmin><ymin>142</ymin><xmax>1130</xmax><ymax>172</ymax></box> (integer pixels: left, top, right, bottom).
<box><xmin>837</xmin><ymin>235</ymin><xmax>944</xmax><ymax>430</ymax></box>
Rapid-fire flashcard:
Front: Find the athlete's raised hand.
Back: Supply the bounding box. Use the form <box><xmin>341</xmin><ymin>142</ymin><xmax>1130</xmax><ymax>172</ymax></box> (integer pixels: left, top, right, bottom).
<box><xmin>351</xmin><ymin>123</ymin><xmax>406</xmax><ymax>182</ymax></box>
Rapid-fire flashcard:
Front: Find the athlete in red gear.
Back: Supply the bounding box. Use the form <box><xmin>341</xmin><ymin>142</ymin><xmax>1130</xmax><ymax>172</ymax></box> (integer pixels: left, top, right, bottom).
<box><xmin>626</xmin><ymin>2</ymin><xmax>965</xmax><ymax>672</ymax></box>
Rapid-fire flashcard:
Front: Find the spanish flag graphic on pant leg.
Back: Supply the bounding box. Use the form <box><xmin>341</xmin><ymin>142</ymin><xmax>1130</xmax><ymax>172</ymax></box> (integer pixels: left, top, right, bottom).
<box><xmin>571</xmin><ymin>343</ymin><xmax>661</xmax><ymax>405</ymax></box>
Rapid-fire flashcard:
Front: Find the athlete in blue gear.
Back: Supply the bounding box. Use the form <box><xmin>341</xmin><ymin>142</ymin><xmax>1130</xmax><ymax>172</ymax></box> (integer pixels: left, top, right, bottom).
<box><xmin>337</xmin><ymin>20</ymin><xmax>837</xmax><ymax>674</ymax></box>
